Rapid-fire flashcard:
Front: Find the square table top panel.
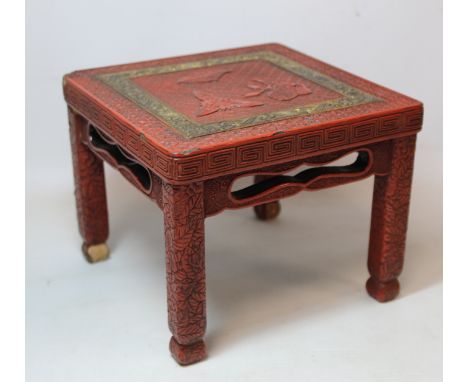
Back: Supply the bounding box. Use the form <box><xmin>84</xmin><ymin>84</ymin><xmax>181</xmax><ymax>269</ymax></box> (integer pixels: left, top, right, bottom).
<box><xmin>64</xmin><ymin>43</ymin><xmax>422</xmax><ymax>182</ymax></box>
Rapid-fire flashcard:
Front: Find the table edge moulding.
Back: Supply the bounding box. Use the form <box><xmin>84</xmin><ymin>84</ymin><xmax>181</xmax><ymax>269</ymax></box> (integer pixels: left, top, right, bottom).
<box><xmin>63</xmin><ymin>43</ymin><xmax>422</xmax><ymax>185</ymax></box>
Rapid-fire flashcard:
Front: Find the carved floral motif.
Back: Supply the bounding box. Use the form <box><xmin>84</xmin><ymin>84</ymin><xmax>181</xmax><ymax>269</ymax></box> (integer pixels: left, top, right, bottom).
<box><xmin>192</xmin><ymin>89</ymin><xmax>264</xmax><ymax>117</ymax></box>
<box><xmin>245</xmin><ymin>79</ymin><xmax>313</xmax><ymax>101</ymax></box>
<box><xmin>183</xmin><ymin>71</ymin><xmax>315</xmax><ymax>117</ymax></box>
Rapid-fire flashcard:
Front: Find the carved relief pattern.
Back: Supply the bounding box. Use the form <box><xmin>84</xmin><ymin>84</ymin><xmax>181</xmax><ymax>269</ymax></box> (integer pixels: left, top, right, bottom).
<box><xmin>367</xmin><ymin>136</ymin><xmax>417</xmax><ymax>302</ymax></box>
<box><xmin>65</xmin><ymin>86</ymin><xmax>422</xmax><ymax>183</ymax></box>
<box><xmin>203</xmin><ymin>142</ymin><xmax>389</xmax><ymax>217</ymax></box>
<box><xmin>68</xmin><ymin>108</ymin><xmax>109</xmax><ymax>246</ymax></box>
<box><xmin>192</xmin><ymin>89</ymin><xmax>264</xmax><ymax>117</ymax></box>
<box><xmin>177</xmin><ymin>68</ymin><xmax>232</xmax><ymax>84</ymax></box>
<box><xmin>180</xmin><ymin>70</ymin><xmax>315</xmax><ymax>117</ymax></box>
<box><xmin>64</xmin><ymin>45</ymin><xmax>424</xmax><ymax>366</ymax></box>
<box><xmin>245</xmin><ymin>79</ymin><xmax>313</xmax><ymax>101</ymax></box>
<box><xmin>94</xmin><ymin>50</ymin><xmax>380</xmax><ymax>138</ymax></box>
<box><xmin>85</xmin><ymin>125</ymin><xmax>153</xmax><ymax>194</ymax></box>
<box><xmin>177</xmin><ymin>67</ymin><xmax>265</xmax><ymax>117</ymax></box>
<box><xmin>162</xmin><ymin>181</ymin><xmax>207</xmax><ymax>363</ymax></box>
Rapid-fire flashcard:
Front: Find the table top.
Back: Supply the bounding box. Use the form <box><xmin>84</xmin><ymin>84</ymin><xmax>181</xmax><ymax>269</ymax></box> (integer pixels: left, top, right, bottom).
<box><xmin>64</xmin><ymin>43</ymin><xmax>422</xmax><ymax>183</ymax></box>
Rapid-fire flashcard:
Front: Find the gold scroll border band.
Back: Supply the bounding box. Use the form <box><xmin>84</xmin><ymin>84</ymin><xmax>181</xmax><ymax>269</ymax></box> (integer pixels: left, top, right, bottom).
<box><xmin>96</xmin><ymin>51</ymin><xmax>381</xmax><ymax>139</ymax></box>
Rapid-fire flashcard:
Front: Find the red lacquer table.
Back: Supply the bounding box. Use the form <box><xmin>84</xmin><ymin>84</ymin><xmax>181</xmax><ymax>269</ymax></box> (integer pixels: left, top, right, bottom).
<box><xmin>63</xmin><ymin>43</ymin><xmax>423</xmax><ymax>365</ymax></box>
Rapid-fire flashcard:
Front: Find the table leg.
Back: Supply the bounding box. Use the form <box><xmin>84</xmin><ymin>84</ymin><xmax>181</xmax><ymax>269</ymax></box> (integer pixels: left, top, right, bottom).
<box><xmin>367</xmin><ymin>136</ymin><xmax>417</xmax><ymax>302</ymax></box>
<box><xmin>68</xmin><ymin>108</ymin><xmax>109</xmax><ymax>263</ymax></box>
<box><xmin>253</xmin><ymin>175</ymin><xmax>281</xmax><ymax>220</ymax></box>
<box><xmin>162</xmin><ymin>182</ymin><xmax>207</xmax><ymax>365</ymax></box>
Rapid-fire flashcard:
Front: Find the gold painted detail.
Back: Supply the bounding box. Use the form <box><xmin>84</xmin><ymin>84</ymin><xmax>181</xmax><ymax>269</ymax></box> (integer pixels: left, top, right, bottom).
<box><xmin>96</xmin><ymin>51</ymin><xmax>381</xmax><ymax>139</ymax></box>
<box><xmin>83</xmin><ymin>243</ymin><xmax>110</xmax><ymax>263</ymax></box>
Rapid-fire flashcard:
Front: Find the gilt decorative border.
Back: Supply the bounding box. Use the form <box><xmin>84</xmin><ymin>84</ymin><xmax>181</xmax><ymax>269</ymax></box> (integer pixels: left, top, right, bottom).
<box><xmin>95</xmin><ymin>51</ymin><xmax>381</xmax><ymax>138</ymax></box>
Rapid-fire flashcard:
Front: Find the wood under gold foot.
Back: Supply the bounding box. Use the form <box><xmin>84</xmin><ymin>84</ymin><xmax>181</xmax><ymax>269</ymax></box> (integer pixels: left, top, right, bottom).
<box><xmin>82</xmin><ymin>243</ymin><xmax>110</xmax><ymax>263</ymax></box>
<box><xmin>366</xmin><ymin>277</ymin><xmax>400</xmax><ymax>302</ymax></box>
<box><xmin>254</xmin><ymin>201</ymin><xmax>281</xmax><ymax>220</ymax></box>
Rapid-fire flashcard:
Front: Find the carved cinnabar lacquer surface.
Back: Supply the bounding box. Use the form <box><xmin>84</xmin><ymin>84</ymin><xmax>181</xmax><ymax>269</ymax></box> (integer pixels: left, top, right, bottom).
<box><xmin>63</xmin><ymin>43</ymin><xmax>422</xmax><ymax>183</ymax></box>
<box><xmin>65</xmin><ymin>43</ymin><xmax>423</xmax><ymax>365</ymax></box>
<box><xmin>95</xmin><ymin>52</ymin><xmax>379</xmax><ymax>138</ymax></box>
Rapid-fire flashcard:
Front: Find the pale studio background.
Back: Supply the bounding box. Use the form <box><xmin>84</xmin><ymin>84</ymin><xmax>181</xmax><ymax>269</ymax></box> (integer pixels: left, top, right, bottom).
<box><xmin>26</xmin><ymin>1</ymin><xmax>442</xmax><ymax>381</ymax></box>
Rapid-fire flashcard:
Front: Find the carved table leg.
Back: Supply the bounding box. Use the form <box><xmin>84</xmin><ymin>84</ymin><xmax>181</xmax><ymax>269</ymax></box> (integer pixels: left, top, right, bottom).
<box><xmin>253</xmin><ymin>175</ymin><xmax>281</xmax><ymax>220</ymax></box>
<box><xmin>68</xmin><ymin>108</ymin><xmax>109</xmax><ymax>263</ymax></box>
<box><xmin>366</xmin><ymin>136</ymin><xmax>416</xmax><ymax>302</ymax></box>
<box><xmin>162</xmin><ymin>182</ymin><xmax>207</xmax><ymax>365</ymax></box>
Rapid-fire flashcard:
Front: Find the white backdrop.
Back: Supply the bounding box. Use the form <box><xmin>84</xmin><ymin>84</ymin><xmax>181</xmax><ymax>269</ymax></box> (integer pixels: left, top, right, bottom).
<box><xmin>26</xmin><ymin>1</ymin><xmax>442</xmax><ymax>381</ymax></box>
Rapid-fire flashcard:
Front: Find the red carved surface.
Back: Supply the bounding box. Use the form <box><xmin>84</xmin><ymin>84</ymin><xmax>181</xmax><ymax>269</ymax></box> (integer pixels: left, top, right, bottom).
<box><xmin>177</xmin><ymin>67</ymin><xmax>232</xmax><ymax>84</ymax></box>
<box><xmin>132</xmin><ymin>59</ymin><xmax>338</xmax><ymax>123</ymax></box>
<box><xmin>162</xmin><ymin>182</ymin><xmax>207</xmax><ymax>365</ymax></box>
<box><xmin>84</xmin><ymin>125</ymin><xmax>152</xmax><ymax>195</ymax></box>
<box><xmin>191</xmin><ymin>89</ymin><xmax>264</xmax><ymax>117</ymax></box>
<box><xmin>245</xmin><ymin>79</ymin><xmax>313</xmax><ymax>101</ymax></box>
<box><xmin>203</xmin><ymin>142</ymin><xmax>389</xmax><ymax>217</ymax></box>
<box><xmin>64</xmin><ymin>44</ymin><xmax>423</xmax><ymax>366</ymax></box>
<box><xmin>367</xmin><ymin>136</ymin><xmax>416</xmax><ymax>302</ymax></box>
<box><xmin>67</xmin><ymin>120</ymin><xmax>419</xmax><ymax>364</ymax></box>
<box><xmin>63</xmin><ymin>43</ymin><xmax>423</xmax><ymax>184</ymax></box>
<box><xmin>68</xmin><ymin>108</ymin><xmax>109</xmax><ymax>247</ymax></box>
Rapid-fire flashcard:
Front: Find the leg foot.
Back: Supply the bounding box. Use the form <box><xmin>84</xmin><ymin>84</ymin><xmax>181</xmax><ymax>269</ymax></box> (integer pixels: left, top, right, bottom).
<box><xmin>366</xmin><ymin>277</ymin><xmax>400</xmax><ymax>302</ymax></box>
<box><xmin>82</xmin><ymin>242</ymin><xmax>110</xmax><ymax>263</ymax></box>
<box><xmin>367</xmin><ymin>136</ymin><xmax>416</xmax><ymax>302</ymax></box>
<box><xmin>69</xmin><ymin>108</ymin><xmax>109</xmax><ymax>261</ymax></box>
<box><xmin>163</xmin><ymin>182</ymin><xmax>207</xmax><ymax>365</ymax></box>
<box><xmin>169</xmin><ymin>337</ymin><xmax>207</xmax><ymax>366</ymax></box>
<box><xmin>253</xmin><ymin>175</ymin><xmax>281</xmax><ymax>220</ymax></box>
<box><xmin>254</xmin><ymin>201</ymin><xmax>281</xmax><ymax>220</ymax></box>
